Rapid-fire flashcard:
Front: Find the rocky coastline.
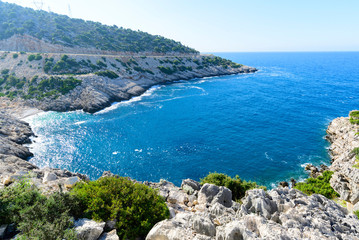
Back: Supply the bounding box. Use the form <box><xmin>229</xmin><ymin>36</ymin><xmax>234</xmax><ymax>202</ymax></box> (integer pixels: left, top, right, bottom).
<box><xmin>326</xmin><ymin>114</ymin><xmax>359</xmax><ymax>212</ymax></box>
<box><xmin>2</xmin><ymin>80</ymin><xmax>359</xmax><ymax>238</ymax></box>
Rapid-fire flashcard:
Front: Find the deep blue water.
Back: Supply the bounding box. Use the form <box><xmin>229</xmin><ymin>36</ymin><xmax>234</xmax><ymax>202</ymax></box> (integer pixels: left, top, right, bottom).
<box><xmin>27</xmin><ymin>52</ymin><xmax>359</xmax><ymax>187</ymax></box>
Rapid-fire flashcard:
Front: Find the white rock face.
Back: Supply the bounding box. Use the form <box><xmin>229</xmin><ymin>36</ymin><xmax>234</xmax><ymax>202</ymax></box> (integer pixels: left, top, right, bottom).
<box><xmin>198</xmin><ymin>183</ymin><xmax>232</xmax><ymax>208</ymax></box>
<box><xmin>326</xmin><ymin>116</ymin><xmax>359</xmax><ymax>208</ymax></box>
<box><xmin>98</xmin><ymin>230</ymin><xmax>119</xmax><ymax>240</ymax></box>
<box><xmin>42</xmin><ymin>171</ymin><xmax>57</xmax><ymax>183</ymax></box>
<box><xmin>146</xmin><ymin>185</ymin><xmax>359</xmax><ymax>240</ymax></box>
<box><xmin>74</xmin><ymin>218</ymin><xmax>105</xmax><ymax>240</ymax></box>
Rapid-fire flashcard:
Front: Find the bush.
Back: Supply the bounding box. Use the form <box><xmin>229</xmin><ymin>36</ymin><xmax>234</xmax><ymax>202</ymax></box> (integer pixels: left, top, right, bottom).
<box><xmin>12</xmin><ymin>53</ymin><xmax>18</xmax><ymax>59</ymax></box>
<box><xmin>294</xmin><ymin>171</ymin><xmax>339</xmax><ymax>199</ymax></box>
<box><xmin>96</xmin><ymin>60</ymin><xmax>107</xmax><ymax>68</ymax></box>
<box><xmin>158</xmin><ymin>66</ymin><xmax>176</xmax><ymax>75</ymax></box>
<box><xmin>349</xmin><ymin>111</ymin><xmax>359</xmax><ymax>124</ymax></box>
<box><xmin>200</xmin><ymin>172</ymin><xmax>262</xmax><ymax>201</ymax></box>
<box><xmin>94</xmin><ymin>70</ymin><xmax>119</xmax><ymax>79</ymax></box>
<box><xmin>71</xmin><ymin>176</ymin><xmax>169</xmax><ymax>239</ymax></box>
<box><xmin>27</xmin><ymin>54</ymin><xmax>42</xmax><ymax>61</ymax></box>
<box><xmin>355</xmin><ymin>211</ymin><xmax>359</xmax><ymax>219</ymax></box>
<box><xmin>27</xmin><ymin>54</ymin><xmax>35</xmax><ymax>61</ymax></box>
<box><xmin>0</xmin><ymin>180</ymin><xmax>79</xmax><ymax>239</ymax></box>
<box><xmin>1</xmin><ymin>69</ymin><xmax>9</xmax><ymax>75</ymax></box>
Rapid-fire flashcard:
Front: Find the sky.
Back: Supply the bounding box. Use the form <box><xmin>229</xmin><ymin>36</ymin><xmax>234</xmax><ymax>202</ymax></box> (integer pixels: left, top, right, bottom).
<box><xmin>3</xmin><ymin>0</ymin><xmax>359</xmax><ymax>52</ymax></box>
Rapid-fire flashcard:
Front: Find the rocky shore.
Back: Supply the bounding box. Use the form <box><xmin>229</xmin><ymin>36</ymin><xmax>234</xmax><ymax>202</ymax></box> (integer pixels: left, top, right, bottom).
<box><xmin>0</xmin><ymin>51</ymin><xmax>257</xmax><ymax>113</ymax></box>
<box><xmin>2</xmin><ymin>81</ymin><xmax>359</xmax><ymax>238</ymax></box>
<box><xmin>326</xmin><ymin>114</ymin><xmax>359</xmax><ymax>212</ymax></box>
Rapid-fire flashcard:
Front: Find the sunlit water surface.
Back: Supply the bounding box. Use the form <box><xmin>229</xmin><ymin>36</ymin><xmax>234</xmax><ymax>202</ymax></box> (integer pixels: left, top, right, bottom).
<box><xmin>27</xmin><ymin>52</ymin><xmax>359</xmax><ymax>187</ymax></box>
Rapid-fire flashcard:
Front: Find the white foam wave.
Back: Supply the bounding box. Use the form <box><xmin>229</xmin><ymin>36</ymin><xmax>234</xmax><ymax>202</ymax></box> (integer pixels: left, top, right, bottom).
<box><xmin>95</xmin><ymin>85</ymin><xmax>160</xmax><ymax>115</ymax></box>
<box><xmin>300</xmin><ymin>162</ymin><xmax>310</xmax><ymax>168</ymax></box>
<box><xmin>74</xmin><ymin>121</ymin><xmax>86</xmax><ymax>125</ymax></box>
<box><xmin>264</xmin><ymin>152</ymin><xmax>274</xmax><ymax>161</ymax></box>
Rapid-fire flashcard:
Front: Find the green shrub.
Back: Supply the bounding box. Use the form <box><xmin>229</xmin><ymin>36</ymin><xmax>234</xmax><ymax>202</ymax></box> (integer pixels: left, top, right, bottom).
<box><xmin>35</xmin><ymin>54</ymin><xmax>42</xmax><ymax>60</ymax></box>
<box><xmin>96</xmin><ymin>60</ymin><xmax>107</xmax><ymax>68</ymax></box>
<box><xmin>94</xmin><ymin>70</ymin><xmax>119</xmax><ymax>79</ymax></box>
<box><xmin>12</xmin><ymin>53</ymin><xmax>18</xmax><ymax>59</ymax></box>
<box><xmin>158</xmin><ymin>66</ymin><xmax>176</xmax><ymax>75</ymax></box>
<box><xmin>294</xmin><ymin>171</ymin><xmax>339</xmax><ymax>199</ymax></box>
<box><xmin>349</xmin><ymin>111</ymin><xmax>359</xmax><ymax>124</ymax></box>
<box><xmin>28</xmin><ymin>54</ymin><xmax>36</xmax><ymax>61</ymax></box>
<box><xmin>1</xmin><ymin>69</ymin><xmax>9</xmax><ymax>75</ymax></box>
<box><xmin>200</xmin><ymin>172</ymin><xmax>262</xmax><ymax>201</ymax></box>
<box><xmin>0</xmin><ymin>180</ymin><xmax>79</xmax><ymax>240</ymax></box>
<box><xmin>355</xmin><ymin>210</ymin><xmax>359</xmax><ymax>219</ymax></box>
<box><xmin>352</xmin><ymin>147</ymin><xmax>359</xmax><ymax>159</ymax></box>
<box><xmin>71</xmin><ymin>176</ymin><xmax>169</xmax><ymax>239</ymax></box>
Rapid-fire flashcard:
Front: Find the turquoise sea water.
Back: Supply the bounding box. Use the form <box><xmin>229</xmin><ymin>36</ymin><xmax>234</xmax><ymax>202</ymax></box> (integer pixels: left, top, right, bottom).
<box><xmin>27</xmin><ymin>52</ymin><xmax>359</xmax><ymax>187</ymax></box>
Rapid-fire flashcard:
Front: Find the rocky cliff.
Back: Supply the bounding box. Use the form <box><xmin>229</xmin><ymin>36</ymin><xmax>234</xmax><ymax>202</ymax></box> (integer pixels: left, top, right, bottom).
<box><xmin>1</xmin><ymin>110</ymin><xmax>359</xmax><ymax>239</ymax></box>
<box><xmin>0</xmin><ymin>50</ymin><xmax>256</xmax><ymax>113</ymax></box>
<box><xmin>326</xmin><ymin>114</ymin><xmax>359</xmax><ymax>212</ymax></box>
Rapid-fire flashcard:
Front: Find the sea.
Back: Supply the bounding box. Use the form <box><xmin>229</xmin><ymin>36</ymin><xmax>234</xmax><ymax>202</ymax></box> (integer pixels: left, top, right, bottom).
<box><xmin>26</xmin><ymin>52</ymin><xmax>359</xmax><ymax>188</ymax></box>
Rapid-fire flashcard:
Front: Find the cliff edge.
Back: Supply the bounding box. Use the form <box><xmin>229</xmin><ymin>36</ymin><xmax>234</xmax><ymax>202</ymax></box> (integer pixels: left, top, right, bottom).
<box><xmin>326</xmin><ymin>113</ymin><xmax>359</xmax><ymax>212</ymax></box>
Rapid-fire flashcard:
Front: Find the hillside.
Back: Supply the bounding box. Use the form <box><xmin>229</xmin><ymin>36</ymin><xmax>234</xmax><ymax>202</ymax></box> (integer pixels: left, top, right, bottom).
<box><xmin>0</xmin><ymin>51</ymin><xmax>256</xmax><ymax>113</ymax></box>
<box><xmin>0</xmin><ymin>1</ymin><xmax>197</xmax><ymax>54</ymax></box>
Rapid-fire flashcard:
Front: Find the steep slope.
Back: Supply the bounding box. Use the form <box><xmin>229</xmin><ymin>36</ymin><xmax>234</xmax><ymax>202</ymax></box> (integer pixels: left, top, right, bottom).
<box><xmin>326</xmin><ymin>113</ymin><xmax>359</xmax><ymax>212</ymax></box>
<box><xmin>0</xmin><ymin>1</ymin><xmax>197</xmax><ymax>54</ymax></box>
<box><xmin>0</xmin><ymin>52</ymin><xmax>256</xmax><ymax>113</ymax></box>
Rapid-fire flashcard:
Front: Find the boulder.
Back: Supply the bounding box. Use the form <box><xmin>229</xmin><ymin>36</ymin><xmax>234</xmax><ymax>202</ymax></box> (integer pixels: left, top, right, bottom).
<box><xmin>64</xmin><ymin>176</ymin><xmax>80</xmax><ymax>189</ymax></box>
<box><xmin>42</xmin><ymin>171</ymin><xmax>57</xmax><ymax>183</ymax></box>
<box><xmin>98</xmin><ymin>230</ymin><xmax>119</xmax><ymax>240</ymax></box>
<box><xmin>198</xmin><ymin>183</ymin><xmax>232</xmax><ymax>207</ymax></box>
<box><xmin>192</xmin><ymin>216</ymin><xmax>216</xmax><ymax>237</ymax></box>
<box><xmin>74</xmin><ymin>218</ymin><xmax>105</xmax><ymax>240</ymax></box>
<box><xmin>146</xmin><ymin>213</ymin><xmax>194</xmax><ymax>240</ymax></box>
<box><xmin>181</xmin><ymin>179</ymin><xmax>201</xmax><ymax>195</ymax></box>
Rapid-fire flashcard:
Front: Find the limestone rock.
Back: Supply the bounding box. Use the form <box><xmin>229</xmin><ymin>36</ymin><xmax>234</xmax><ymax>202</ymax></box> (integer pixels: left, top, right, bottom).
<box><xmin>198</xmin><ymin>183</ymin><xmax>232</xmax><ymax>208</ymax></box>
<box><xmin>42</xmin><ymin>171</ymin><xmax>57</xmax><ymax>183</ymax></box>
<box><xmin>181</xmin><ymin>179</ymin><xmax>201</xmax><ymax>195</ymax></box>
<box><xmin>98</xmin><ymin>230</ymin><xmax>119</xmax><ymax>240</ymax></box>
<box><xmin>74</xmin><ymin>218</ymin><xmax>105</xmax><ymax>240</ymax></box>
<box><xmin>326</xmin><ymin>116</ymin><xmax>359</xmax><ymax>205</ymax></box>
<box><xmin>64</xmin><ymin>176</ymin><xmax>80</xmax><ymax>189</ymax></box>
<box><xmin>192</xmin><ymin>216</ymin><xmax>216</xmax><ymax>237</ymax></box>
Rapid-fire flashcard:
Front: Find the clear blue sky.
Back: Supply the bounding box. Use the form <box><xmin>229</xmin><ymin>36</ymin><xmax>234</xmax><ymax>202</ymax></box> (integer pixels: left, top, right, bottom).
<box><xmin>4</xmin><ymin>0</ymin><xmax>359</xmax><ymax>52</ymax></box>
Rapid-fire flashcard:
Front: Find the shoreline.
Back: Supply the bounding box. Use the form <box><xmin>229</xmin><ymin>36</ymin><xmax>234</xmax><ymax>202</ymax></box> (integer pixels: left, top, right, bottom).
<box><xmin>20</xmin><ymin>71</ymin><xmax>329</xmax><ymax>189</ymax></box>
<box><xmin>2</xmin><ymin>76</ymin><xmax>359</xmax><ymax>239</ymax></box>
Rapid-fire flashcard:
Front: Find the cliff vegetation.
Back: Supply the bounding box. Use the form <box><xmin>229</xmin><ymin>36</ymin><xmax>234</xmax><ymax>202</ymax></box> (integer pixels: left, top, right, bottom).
<box><xmin>0</xmin><ymin>1</ymin><xmax>197</xmax><ymax>54</ymax></box>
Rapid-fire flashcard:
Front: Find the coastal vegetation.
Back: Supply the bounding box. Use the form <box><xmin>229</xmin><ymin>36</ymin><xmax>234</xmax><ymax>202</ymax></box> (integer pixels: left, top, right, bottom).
<box><xmin>28</xmin><ymin>54</ymin><xmax>42</xmax><ymax>61</ymax></box>
<box><xmin>0</xmin><ymin>1</ymin><xmax>197</xmax><ymax>54</ymax></box>
<box><xmin>0</xmin><ymin>69</ymin><xmax>81</xmax><ymax>100</ymax></box>
<box><xmin>200</xmin><ymin>172</ymin><xmax>264</xmax><ymax>201</ymax></box>
<box><xmin>0</xmin><ymin>180</ymin><xmax>78</xmax><ymax>239</ymax></box>
<box><xmin>71</xmin><ymin>176</ymin><xmax>169</xmax><ymax>239</ymax></box>
<box><xmin>0</xmin><ymin>177</ymin><xmax>169</xmax><ymax>239</ymax></box>
<box><xmin>294</xmin><ymin>171</ymin><xmax>339</xmax><ymax>199</ymax></box>
<box><xmin>349</xmin><ymin>111</ymin><xmax>359</xmax><ymax>124</ymax></box>
<box><xmin>351</xmin><ymin>147</ymin><xmax>359</xmax><ymax>168</ymax></box>
<box><xmin>46</xmin><ymin>55</ymin><xmax>100</xmax><ymax>74</ymax></box>
<box><xmin>94</xmin><ymin>70</ymin><xmax>119</xmax><ymax>79</ymax></box>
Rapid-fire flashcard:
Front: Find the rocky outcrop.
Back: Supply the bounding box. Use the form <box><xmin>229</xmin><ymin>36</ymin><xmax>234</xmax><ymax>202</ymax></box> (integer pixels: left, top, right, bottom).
<box><xmin>147</xmin><ymin>182</ymin><xmax>359</xmax><ymax>240</ymax></box>
<box><xmin>75</xmin><ymin>219</ymin><xmax>104</xmax><ymax>240</ymax></box>
<box><xmin>0</xmin><ymin>112</ymin><xmax>33</xmax><ymax>159</ymax></box>
<box><xmin>326</xmin><ymin>116</ymin><xmax>359</xmax><ymax>210</ymax></box>
<box><xmin>0</xmin><ymin>50</ymin><xmax>257</xmax><ymax>113</ymax></box>
<box><xmin>0</xmin><ymin>112</ymin><xmax>89</xmax><ymax>191</ymax></box>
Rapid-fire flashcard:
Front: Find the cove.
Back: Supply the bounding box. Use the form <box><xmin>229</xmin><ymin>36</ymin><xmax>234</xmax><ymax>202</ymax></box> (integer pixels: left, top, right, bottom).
<box><xmin>27</xmin><ymin>52</ymin><xmax>359</xmax><ymax>187</ymax></box>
